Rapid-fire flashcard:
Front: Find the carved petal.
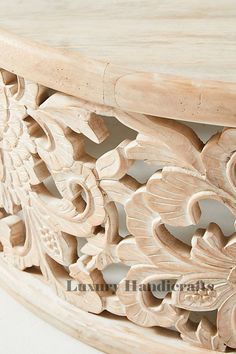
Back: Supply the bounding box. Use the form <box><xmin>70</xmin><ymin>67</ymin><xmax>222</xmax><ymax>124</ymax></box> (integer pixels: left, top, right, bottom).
<box><xmin>202</xmin><ymin>128</ymin><xmax>236</xmax><ymax>197</ymax></box>
<box><xmin>146</xmin><ymin>167</ymin><xmax>232</xmax><ymax>226</ymax></box>
<box><xmin>117</xmin><ymin>265</ymin><xmax>188</xmax><ymax>327</ymax></box>
<box><xmin>176</xmin><ymin>316</ymin><xmax>226</xmax><ymax>351</ymax></box>
<box><xmin>96</xmin><ymin>140</ymin><xmax>133</xmax><ymax>180</ymax></box>
<box><xmin>33</xmin><ymin>92</ymin><xmax>109</xmax><ymax>143</ymax></box>
<box><xmin>0</xmin><ymin>77</ymin><xmax>48</xmax><ymax>212</ymax></box>
<box><xmin>100</xmin><ymin>176</ymin><xmax>139</xmax><ymax>204</ymax></box>
<box><xmin>0</xmin><ymin>213</ymin><xmax>39</xmax><ymax>270</ymax></box>
<box><xmin>224</xmin><ymin>233</ymin><xmax>236</xmax><ymax>258</ymax></box>
<box><xmin>68</xmin><ymin>262</ymin><xmax>106</xmax><ymax>314</ymax></box>
<box><xmin>191</xmin><ymin>223</ymin><xmax>234</xmax><ymax>270</ymax></box>
<box><xmin>125</xmin><ymin>186</ymin><xmax>193</xmax><ymax>272</ymax></box>
<box><xmin>116</xmin><ymin>111</ymin><xmax>204</xmax><ymax>172</ymax></box>
<box><xmin>116</xmin><ymin>236</ymin><xmax>151</xmax><ymax>266</ymax></box>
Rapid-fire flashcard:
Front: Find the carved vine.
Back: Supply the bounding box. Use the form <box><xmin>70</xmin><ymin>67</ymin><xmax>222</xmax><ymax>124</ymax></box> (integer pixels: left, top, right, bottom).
<box><xmin>0</xmin><ymin>68</ymin><xmax>235</xmax><ymax>351</ymax></box>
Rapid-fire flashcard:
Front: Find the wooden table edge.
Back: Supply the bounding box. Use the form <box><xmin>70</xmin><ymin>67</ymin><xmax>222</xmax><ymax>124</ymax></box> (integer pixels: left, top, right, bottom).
<box><xmin>0</xmin><ymin>27</ymin><xmax>235</xmax><ymax>127</ymax></box>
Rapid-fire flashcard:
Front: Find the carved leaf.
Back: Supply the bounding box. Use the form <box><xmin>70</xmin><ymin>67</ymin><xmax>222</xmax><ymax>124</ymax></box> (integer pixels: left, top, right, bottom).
<box><xmin>190</xmin><ymin>223</ymin><xmax>234</xmax><ymax>270</ymax></box>
<box><xmin>202</xmin><ymin>128</ymin><xmax>236</xmax><ymax>197</ymax></box>
<box><xmin>100</xmin><ymin>176</ymin><xmax>139</xmax><ymax>204</ymax></box>
<box><xmin>116</xmin><ymin>111</ymin><xmax>204</xmax><ymax>172</ymax></box>
<box><xmin>117</xmin><ymin>264</ymin><xmax>188</xmax><ymax>327</ymax></box>
<box><xmin>31</xmin><ymin>92</ymin><xmax>109</xmax><ymax>143</ymax></box>
<box><xmin>116</xmin><ymin>236</ymin><xmax>151</xmax><ymax>266</ymax></box>
<box><xmin>27</xmin><ymin>109</ymin><xmax>78</xmax><ymax>172</ymax></box>
<box><xmin>146</xmin><ymin>167</ymin><xmax>235</xmax><ymax>227</ymax></box>
<box><xmin>0</xmin><ymin>72</ymin><xmax>48</xmax><ymax>213</ymax></box>
<box><xmin>1</xmin><ymin>69</ymin><xmax>236</xmax><ymax>352</ymax></box>
<box><xmin>0</xmin><ymin>213</ymin><xmax>38</xmax><ymax>270</ymax></box>
<box><xmin>96</xmin><ymin>140</ymin><xmax>133</xmax><ymax>180</ymax></box>
<box><xmin>68</xmin><ymin>262</ymin><xmax>107</xmax><ymax>314</ymax></box>
<box><xmin>176</xmin><ymin>316</ymin><xmax>226</xmax><ymax>351</ymax></box>
<box><xmin>125</xmin><ymin>186</ymin><xmax>194</xmax><ymax>272</ymax></box>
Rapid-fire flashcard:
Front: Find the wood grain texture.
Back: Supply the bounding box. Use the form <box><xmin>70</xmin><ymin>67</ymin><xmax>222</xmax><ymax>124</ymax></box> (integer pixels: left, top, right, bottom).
<box><xmin>0</xmin><ymin>28</ymin><xmax>236</xmax><ymax>127</ymax></box>
<box><xmin>0</xmin><ymin>0</ymin><xmax>235</xmax><ymax>82</ymax></box>
<box><xmin>0</xmin><ymin>1</ymin><xmax>236</xmax><ymax>125</ymax></box>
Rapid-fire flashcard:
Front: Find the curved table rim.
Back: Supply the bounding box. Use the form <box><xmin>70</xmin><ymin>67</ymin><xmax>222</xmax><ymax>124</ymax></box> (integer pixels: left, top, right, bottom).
<box><xmin>0</xmin><ymin>28</ymin><xmax>236</xmax><ymax>127</ymax></box>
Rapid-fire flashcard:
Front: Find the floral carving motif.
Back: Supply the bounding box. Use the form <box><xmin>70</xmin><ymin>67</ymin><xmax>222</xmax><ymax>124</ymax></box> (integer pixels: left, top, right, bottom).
<box><xmin>0</xmin><ymin>68</ymin><xmax>236</xmax><ymax>351</ymax></box>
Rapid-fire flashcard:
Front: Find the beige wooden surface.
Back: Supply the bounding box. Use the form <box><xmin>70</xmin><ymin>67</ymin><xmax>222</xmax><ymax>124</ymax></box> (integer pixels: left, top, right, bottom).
<box><xmin>1</xmin><ymin>4</ymin><xmax>236</xmax><ymax>352</ymax></box>
<box><xmin>1</xmin><ymin>1</ymin><xmax>236</xmax><ymax>126</ymax></box>
<box><xmin>0</xmin><ymin>0</ymin><xmax>235</xmax><ymax>83</ymax></box>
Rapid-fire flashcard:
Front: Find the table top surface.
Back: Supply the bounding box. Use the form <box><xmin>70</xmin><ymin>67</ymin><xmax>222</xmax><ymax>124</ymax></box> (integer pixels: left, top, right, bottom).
<box><xmin>0</xmin><ymin>0</ymin><xmax>236</xmax><ymax>83</ymax></box>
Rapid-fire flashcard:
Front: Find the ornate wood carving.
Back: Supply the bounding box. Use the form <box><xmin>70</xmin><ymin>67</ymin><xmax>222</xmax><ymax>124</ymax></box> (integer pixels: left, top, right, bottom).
<box><xmin>1</xmin><ymin>67</ymin><xmax>236</xmax><ymax>352</ymax></box>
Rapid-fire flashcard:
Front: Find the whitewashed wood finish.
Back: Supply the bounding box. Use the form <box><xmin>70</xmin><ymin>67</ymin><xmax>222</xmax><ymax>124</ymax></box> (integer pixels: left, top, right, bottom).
<box><xmin>0</xmin><ymin>0</ymin><xmax>236</xmax><ymax>82</ymax></box>
<box><xmin>0</xmin><ymin>255</ymin><xmax>226</xmax><ymax>354</ymax></box>
<box><xmin>0</xmin><ymin>24</ymin><xmax>236</xmax><ymax>126</ymax></box>
<box><xmin>0</xmin><ymin>2</ymin><xmax>236</xmax><ymax>352</ymax></box>
<box><xmin>0</xmin><ymin>67</ymin><xmax>236</xmax><ymax>353</ymax></box>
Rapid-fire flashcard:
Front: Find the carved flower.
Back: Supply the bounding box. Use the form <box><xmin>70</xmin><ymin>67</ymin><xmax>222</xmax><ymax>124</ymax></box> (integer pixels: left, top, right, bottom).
<box><xmin>122</xmin><ymin>125</ymin><xmax>236</xmax><ymax>350</ymax></box>
<box><xmin>0</xmin><ymin>69</ymin><xmax>47</xmax><ymax>213</ymax></box>
<box><xmin>172</xmin><ymin>228</ymin><xmax>236</xmax><ymax>349</ymax></box>
<box><xmin>0</xmin><ymin>69</ymin><xmax>111</xmax><ymax>313</ymax></box>
<box><xmin>123</xmin><ymin>180</ymin><xmax>236</xmax><ymax>349</ymax></box>
<box><xmin>1</xmin><ymin>64</ymin><xmax>236</xmax><ymax>352</ymax></box>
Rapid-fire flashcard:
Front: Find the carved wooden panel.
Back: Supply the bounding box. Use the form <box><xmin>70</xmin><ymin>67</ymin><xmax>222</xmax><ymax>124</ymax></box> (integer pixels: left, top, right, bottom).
<box><xmin>0</xmin><ymin>68</ymin><xmax>235</xmax><ymax>352</ymax></box>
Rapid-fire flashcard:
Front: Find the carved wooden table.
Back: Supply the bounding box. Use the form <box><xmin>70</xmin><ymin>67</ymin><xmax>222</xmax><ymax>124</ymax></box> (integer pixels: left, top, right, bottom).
<box><xmin>0</xmin><ymin>1</ymin><xmax>236</xmax><ymax>353</ymax></box>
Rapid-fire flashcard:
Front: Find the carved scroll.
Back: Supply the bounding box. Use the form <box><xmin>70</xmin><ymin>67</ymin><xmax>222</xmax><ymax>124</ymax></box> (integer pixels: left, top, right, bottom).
<box><xmin>0</xmin><ymin>68</ymin><xmax>236</xmax><ymax>351</ymax></box>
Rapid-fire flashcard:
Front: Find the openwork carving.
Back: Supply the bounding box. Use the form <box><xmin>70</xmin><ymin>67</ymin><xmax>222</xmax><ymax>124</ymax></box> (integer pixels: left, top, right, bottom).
<box><xmin>1</xmin><ymin>68</ymin><xmax>236</xmax><ymax>351</ymax></box>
